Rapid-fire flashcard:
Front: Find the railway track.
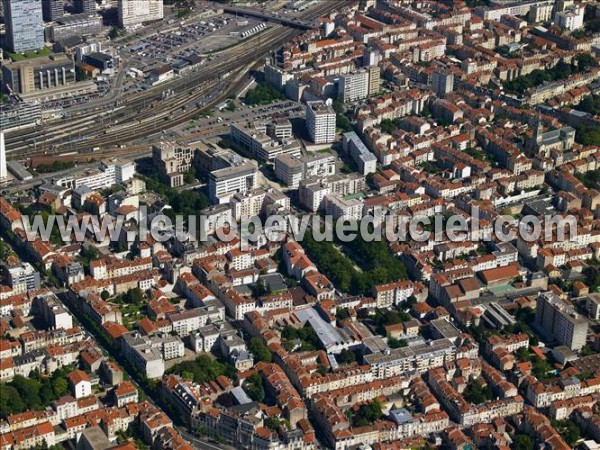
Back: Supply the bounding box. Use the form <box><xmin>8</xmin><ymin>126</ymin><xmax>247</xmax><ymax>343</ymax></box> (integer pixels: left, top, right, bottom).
<box><xmin>4</xmin><ymin>26</ymin><xmax>287</xmax><ymax>155</ymax></box>
<box><xmin>5</xmin><ymin>0</ymin><xmax>356</xmax><ymax>160</ymax></box>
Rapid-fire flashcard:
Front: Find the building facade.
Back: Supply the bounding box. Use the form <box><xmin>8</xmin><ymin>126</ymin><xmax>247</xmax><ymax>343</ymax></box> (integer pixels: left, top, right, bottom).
<box><xmin>208</xmin><ymin>160</ymin><xmax>259</xmax><ymax>204</ymax></box>
<box><xmin>50</xmin><ymin>14</ymin><xmax>103</xmax><ymax>42</ymax></box>
<box><xmin>306</xmin><ymin>101</ymin><xmax>336</xmax><ymax>144</ymax></box>
<box><xmin>432</xmin><ymin>70</ymin><xmax>454</xmax><ymax>98</ymax></box>
<box><xmin>2</xmin><ymin>54</ymin><xmax>75</xmax><ymax>95</ymax></box>
<box><xmin>339</xmin><ymin>71</ymin><xmax>369</xmax><ymax>103</ymax></box>
<box><xmin>3</xmin><ymin>0</ymin><xmax>45</xmax><ymax>53</ymax></box>
<box><xmin>535</xmin><ymin>292</ymin><xmax>588</xmax><ymax>350</ymax></box>
<box><xmin>343</xmin><ymin>131</ymin><xmax>377</xmax><ymax>175</ymax></box>
<box><xmin>118</xmin><ymin>0</ymin><xmax>164</xmax><ymax>27</ymax></box>
<box><xmin>42</xmin><ymin>0</ymin><xmax>64</xmax><ymax>21</ymax></box>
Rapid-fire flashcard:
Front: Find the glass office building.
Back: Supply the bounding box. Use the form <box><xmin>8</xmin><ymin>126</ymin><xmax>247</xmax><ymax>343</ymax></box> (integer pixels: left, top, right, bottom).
<box><xmin>3</xmin><ymin>0</ymin><xmax>45</xmax><ymax>53</ymax></box>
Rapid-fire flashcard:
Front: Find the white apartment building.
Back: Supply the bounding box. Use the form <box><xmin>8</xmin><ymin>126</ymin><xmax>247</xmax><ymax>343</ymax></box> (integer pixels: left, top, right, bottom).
<box><xmin>339</xmin><ymin>70</ymin><xmax>369</xmax><ymax>102</ymax></box>
<box><xmin>159</xmin><ymin>335</ymin><xmax>185</xmax><ymax>360</ymax></box>
<box><xmin>264</xmin><ymin>64</ymin><xmax>294</xmax><ymax>89</ymax></box>
<box><xmin>230</xmin><ymin>120</ymin><xmax>301</xmax><ymax>161</ymax></box>
<box><xmin>118</xmin><ymin>0</ymin><xmax>163</xmax><ymax>27</ymax></box>
<box><xmin>121</xmin><ymin>332</ymin><xmax>167</xmax><ymax>379</ymax></box>
<box><xmin>102</xmin><ymin>159</ymin><xmax>135</xmax><ymax>184</ymax></box>
<box><xmin>587</xmin><ymin>294</ymin><xmax>600</xmax><ymax>321</ymax></box>
<box><xmin>199</xmin><ymin>204</ymin><xmax>234</xmax><ymax>236</ymax></box>
<box><xmin>230</xmin><ymin>189</ymin><xmax>266</xmax><ymax>222</ymax></box>
<box><xmin>90</xmin><ymin>257</ymin><xmax>152</xmax><ymax>280</ymax></box>
<box><xmin>274</xmin><ymin>154</ymin><xmax>304</xmax><ymax>188</ymax></box>
<box><xmin>373</xmin><ymin>281</ymin><xmax>418</xmax><ymax>308</ymax></box>
<box><xmin>7</xmin><ymin>262</ymin><xmax>41</xmax><ymax>293</ymax></box>
<box><xmin>68</xmin><ymin>370</ymin><xmax>92</xmax><ymax>399</ymax></box>
<box><xmin>274</xmin><ymin>152</ymin><xmax>337</xmax><ymax>188</ymax></box>
<box><xmin>324</xmin><ymin>194</ymin><xmax>363</xmax><ymax>221</ymax></box>
<box><xmin>432</xmin><ymin>70</ymin><xmax>454</xmax><ymax>98</ymax></box>
<box><xmin>475</xmin><ymin>0</ymin><xmax>553</xmax><ymax>22</ymax></box>
<box><xmin>208</xmin><ymin>159</ymin><xmax>259</xmax><ymax>204</ymax></box>
<box><xmin>364</xmin><ymin>339</ymin><xmax>457</xmax><ymax>379</ymax></box>
<box><xmin>169</xmin><ymin>309</ymin><xmax>206</xmax><ymax>336</ymax></box>
<box><xmin>304</xmin><ymin>153</ymin><xmax>337</xmax><ymax>179</ymax></box>
<box><xmin>299</xmin><ymin>180</ymin><xmax>330</xmax><ymax>212</ymax></box>
<box><xmin>36</xmin><ymin>292</ymin><xmax>73</xmax><ymax>330</ymax></box>
<box><xmin>190</xmin><ymin>324</ymin><xmax>220</xmax><ymax>353</ymax></box>
<box><xmin>535</xmin><ymin>292</ymin><xmax>589</xmax><ymax>351</ymax></box>
<box><xmin>306</xmin><ymin>101</ymin><xmax>336</xmax><ymax>144</ymax></box>
<box><xmin>299</xmin><ymin>173</ymin><xmax>365</xmax><ymax>212</ymax></box>
<box><xmin>555</xmin><ymin>6</ymin><xmax>584</xmax><ymax>31</ymax></box>
<box><xmin>343</xmin><ymin>131</ymin><xmax>377</xmax><ymax>175</ymax></box>
<box><xmin>152</xmin><ymin>142</ymin><xmax>193</xmax><ymax>187</ymax></box>
<box><xmin>54</xmin><ymin>159</ymin><xmax>135</xmax><ymax>191</ymax></box>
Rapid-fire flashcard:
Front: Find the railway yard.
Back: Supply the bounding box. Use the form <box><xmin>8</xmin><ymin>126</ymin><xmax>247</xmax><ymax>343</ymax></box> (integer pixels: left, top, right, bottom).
<box><xmin>3</xmin><ymin>0</ymin><xmax>352</xmax><ymax>166</ymax></box>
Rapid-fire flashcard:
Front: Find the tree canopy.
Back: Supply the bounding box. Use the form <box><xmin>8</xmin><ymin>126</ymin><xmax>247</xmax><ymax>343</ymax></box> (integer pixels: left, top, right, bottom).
<box><xmin>551</xmin><ymin>419</ymin><xmax>582</xmax><ymax>446</ymax></box>
<box><xmin>248</xmin><ymin>338</ymin><xmax>272</xmax><ymax>363</ymax></box>
<box><xmin>244</xmin><ymin>373</ymin><xmax>265</xmax><ymax>402</ymax></box>
<box><xmin>512</xmin><ymin>434</ymin><xmax>534</xmax><ymax>450</ymax></box>
<box><xmin>337</xmin><ymin>349</ymin><xmax>357</xmax><ymax>364</ymax></box>
<box><xmin>301</xmin><ymin>229</ymin><xmax>407</xmax><ymax>295</ymax></box>
<box><xmin>380</xmin><ymin>119</ymin><xmax>397</xmax><ymax>134</ymax></box>
<box><xmin>244</xmin><ymin>83</ymin><xmax>285</xmax><ymax>106</ymax></box>
<box><xmin>576</xmin><ymin>125</ymin><xmax>600</xmax><ymax>146</ymax></box>
<box><xmin>168</xmin><ymin>354</ymin><xmax>236</xmax><ymax>384</ymax></box>
<box><xmin>463</xmin><ymin>379</ymin><xmax>493</xmax><ymax>405</ymax></box>
<box><xmin>352</xmin><ymin>399</ymin><xmax>384</xmax><ymax>427</ymax></box>
<box><xmin>281</xmin><ymin>325</ymin><xmax>322</xmax><ymax>352</ymax></box>
<box><xmin>0</xmin><ymin>368</ymin><xmax>73</xmax><ymax>418</ymax></box>
<box><xmin>504</xmin><ymin>58</ymin><xmax>597</xmax><ymax>97</ymax></box>
<box><xmin>576</xmin><ymin>95</ymin><xmax>600</xmax><ymax>116</ymax></box>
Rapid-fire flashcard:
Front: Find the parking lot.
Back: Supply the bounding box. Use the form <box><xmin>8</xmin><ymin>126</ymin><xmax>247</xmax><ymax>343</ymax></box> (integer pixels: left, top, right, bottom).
<box><xmin>40</xmin><ymin>80</ymin><xmax>112</xmax><ymax>111</ymax></box>
<box><xmin>123</xmin><ymin>14</ymin><xmax>266</xmax><ymax>74</ymax></box>
<box><xmin>172</xmin><ymin>99</ymin><xmax>306</xmax><ymax>136</ymax></box>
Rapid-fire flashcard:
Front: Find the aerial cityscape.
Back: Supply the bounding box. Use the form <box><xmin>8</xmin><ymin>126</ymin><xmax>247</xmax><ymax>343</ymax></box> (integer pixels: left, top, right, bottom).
<box><xmin>1</xmin><ymin>0</ymin><xmax>600</xmax><ymax>449</ymax></box>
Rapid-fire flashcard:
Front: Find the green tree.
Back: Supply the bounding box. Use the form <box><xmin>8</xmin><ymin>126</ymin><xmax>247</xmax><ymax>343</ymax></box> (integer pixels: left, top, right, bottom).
<box><xmin>388</xmin><ymin>337</ymin><xmax>408</xmax><ymax>349</ymax></box>
<box><xmin>531</xmin><ymin>355</ymin><xmax>552</xmax><ymax>379</ymax></box>
<box><xmin>463</xmin><ymin>379</ymin><xmax>493</xmax><ymax>405</ymax></box>
<box><xmin>183</xmin><ymin>170</ymin><xmax>196</xmax><ymax>184</ymax></box>
<box><xmin>244</xmin><ymin>373</ymin><xmax>264</xmax><ymax>402</ymax></box>
<box><xmin>332</xmin><ymin>97</ymin><xmax>345</xmax><ymax>115</ymax></box>
<box><xmin>0</xmin><ymin>384</ymin><xmax>25</xmax><ymax>418</ymax></box>
<box><xmin>512</xmin><ymin>434</ymin><xmax>534</xmax><ymax>450</ymax></box>
<box><xmin>39</xmin><ymin>382</ymin><xmax>55</xmax><ymax>405</ymax></box>
<box><xmin>36</xmin><ymin>160</ymin><xmax>75</xmax><ymax>173</ymax></box>
<box><xmin>353</xmin><ymin>399</ymin><xmax>383</xmax><ymax>426</ymax></box>
<box><xmin>168</xmin><ymin>354</ymin><xmax>236</xmax><ymax>384</ymax></box>
<box><xmin>551</xmin><ymin>419</ymin><xmax>582</xmax><ymax>446</ymax></box>
<box><xmin>301</xmin><ymin>229</ymin><xmax>407</xmax><ymax>296</ymax></box>
<box><xmin>576</xmin><ymin>53</ymin><xmax>598</xmax><ymax>72</ymax></box>
<box><xmin>282</xmin><ymin>326</ymin><xmax>298</xmax><ymax>341</ymax></box>
<box><xmin>586</xmin><ymin>18</ymin><xmax>600</xmax><ymax>33</ymax></box>
<box><xmin>244</xmin><ymin>83</ymin><xmax>285</xmax><ymax>106</ymax></box>
<box><xmin>380</xmin><ymin>119</ymin><xmax>396</xmax><ymax>134</ymax></box>
<box><xmin>515</xmin><ymin>347</ymin><xmax>530</xmax><ymax>360</ymax></box>
<box><xmin>337</xmin><ymin>349</ymin><xmax>356</xmax><ymax>364</ymax></box>
<box><xmin>11</xmin><ymin>376</ymin><xmax>42</xmax><ymax>410</ymax></box>
<box><xmin>336</xmin><ymin>308</ymin><xmax>351</xmax><ymax>321</ymax></box>
<box><xmin>248</xmin><ymin>338</ymin><xmax>272</xmax><ymax>363</ymax></box>
<box><xmin>577</xmin><ymin>125</ymin><xmax>600</xmax><ymax>146</ymax></box>
<box><xmin>581</xmin><ymin>345</ymin><xmax>596</xmax><ymax>356</ymax></box>
<box><xmin>52</xmin><ymin>377</ymin><xmax>68</xmax><ymax>398</ymax></box>
<box><xmin>577</xmin><ymin>95</ymin><xmax>600</xmax><ymax>115</ymax></box>
<box><xmin>553</xmin><ymin>59</ymin><xmax>572</xmax><ymax>80</ymax></box>
<box><xmin>125</xmin><ymin>288</ymin><xmax>145</xmax><ymax>306</ymax></box>
<box><xmin>336</xmin><ymin>114</ymin><xmax>353</xmax><ymax>132</ymax></box>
